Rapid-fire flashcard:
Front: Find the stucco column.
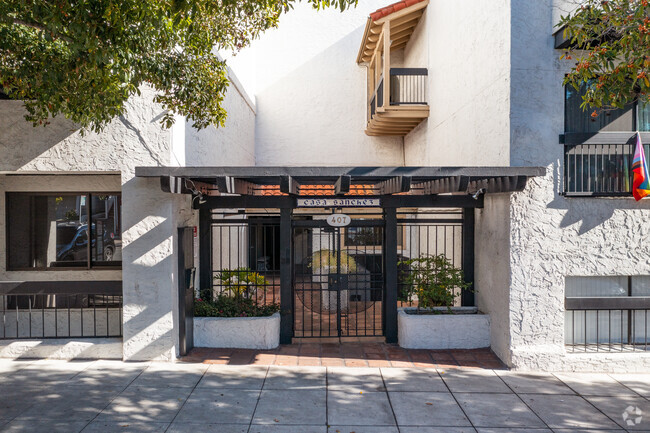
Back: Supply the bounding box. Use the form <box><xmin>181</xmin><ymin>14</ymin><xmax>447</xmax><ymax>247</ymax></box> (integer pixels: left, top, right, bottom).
<box><xmin>121</xmin><ymin>175</ymin><xmax>193</xmax><ymax>361</ymax></box>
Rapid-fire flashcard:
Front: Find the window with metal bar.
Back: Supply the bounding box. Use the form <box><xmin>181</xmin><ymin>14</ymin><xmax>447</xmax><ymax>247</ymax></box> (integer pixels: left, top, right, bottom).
<box><xmin>563</xmin><ymin>82</ymin><xmax>650</xmax><ymax>196</ymax></box>
<box><xmin>565</xmin><ymin>276</ymin><xmax>650</xmax><ymax>352</ymax></box>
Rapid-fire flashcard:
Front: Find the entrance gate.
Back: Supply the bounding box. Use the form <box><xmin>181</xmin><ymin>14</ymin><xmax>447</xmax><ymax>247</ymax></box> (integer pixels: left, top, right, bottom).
<box><xmin>293</xmin><ymin>218</ymin><xmax>384</xmax><ymax>338</ymax></box>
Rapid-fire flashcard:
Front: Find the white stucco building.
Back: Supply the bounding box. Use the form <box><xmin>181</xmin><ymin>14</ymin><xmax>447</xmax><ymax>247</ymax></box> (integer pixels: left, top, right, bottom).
<box><xmin>1</xmin><ymin>0</ymin><xmax>649</xmax><ymax>372</ymax></box>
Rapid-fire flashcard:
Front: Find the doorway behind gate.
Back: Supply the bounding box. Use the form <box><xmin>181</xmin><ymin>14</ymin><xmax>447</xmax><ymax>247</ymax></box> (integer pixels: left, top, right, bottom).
<box><xmin>208</xmin><ymin>209</ymin><xmax>464</xmax><ymax>341</ymax></box>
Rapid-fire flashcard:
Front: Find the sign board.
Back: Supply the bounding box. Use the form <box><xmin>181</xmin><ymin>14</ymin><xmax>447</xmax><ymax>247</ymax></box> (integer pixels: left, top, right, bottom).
<box><xmin>297</xmin><ymin>198</ymin><xmax>381</xmax><ymax>208</ymax></box>
<box><xmin>326</xmin><ymin>214</ymin><xmax>351</xmax><ymax>227</ymax></box>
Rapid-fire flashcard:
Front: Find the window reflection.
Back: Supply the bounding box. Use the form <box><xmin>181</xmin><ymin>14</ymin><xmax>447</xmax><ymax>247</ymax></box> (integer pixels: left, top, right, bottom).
<box><xmin>7</xmin><ymin>193</ymin><xmax>121</xmax><ymax>270</ymax></box>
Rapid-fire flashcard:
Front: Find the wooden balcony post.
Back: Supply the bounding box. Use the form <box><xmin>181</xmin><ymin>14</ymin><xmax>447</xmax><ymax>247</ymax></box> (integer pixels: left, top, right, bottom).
<box><xmin>382</xmin><ymin>21</ymin><xmax>390</xmax><ymax>108</ymax></box>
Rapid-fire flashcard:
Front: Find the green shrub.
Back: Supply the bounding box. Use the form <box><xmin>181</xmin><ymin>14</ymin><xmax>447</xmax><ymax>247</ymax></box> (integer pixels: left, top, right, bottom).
<box><xmin>194</xmin><ymin>296</ymin><xmax>279</xmax><ymax>318</ymax></box>
<box><xmin>398</xmin><ymin>255</ymin><xmax>471</xmax><ymax>313</ymax></box>
<box><xmin>215</xmin><ymin>268</ymin><xmax>267</xmax><ymax>299</ymax></box>
<box><xmin>195</xmin><ymin>267</ymin><xmax>279</xmax><ymax>317</ymax></box>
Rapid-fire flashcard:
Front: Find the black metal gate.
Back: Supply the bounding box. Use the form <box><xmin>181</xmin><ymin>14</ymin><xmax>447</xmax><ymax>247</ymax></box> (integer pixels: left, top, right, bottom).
<box><xmin>293</xmin><ymin>218</ymin><xmax>385</xmax><ymax>338</ymax></box>
<box><xmin>178</xmin><ymin>227</ymin><xmax>195</xmax><ymax>356</ymax></box>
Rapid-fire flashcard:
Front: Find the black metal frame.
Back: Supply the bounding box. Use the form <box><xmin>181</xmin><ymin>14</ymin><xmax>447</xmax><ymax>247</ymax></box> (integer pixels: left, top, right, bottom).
<box><xmin>565</xmin><ymin>277</ymin><xmax>650</xmax><ymax>352</ymax></box>
<box><xmin>202</xmin><ymin>207</ymin><xmax>474</xmax><ymax>344</ymax></box>
<box><xmin>561</xmin><ymin>81</ymin><xmax>650</xmax><ymax>197</ymax></box>
<box><xmin>177</xmin><ymin>227</ymin><xmax>195</xmax><ymax>356</ymax></box>
<box><xmin>140</xmin><ymin>165</ymin><xmax>544</xmax><ymax>345</ymax></box>
<box><xmin>0</xmin><ymin>281</ymin><xmax>123</xmax><ymax>340</ymax></box>
<box><xmin>292</xmin><ymin>216</ymin><xmax>386</xmax><ymax>339</ymax></box>
<box><xmin>5</xmin><ymin>191</ymin><xmax>122</xmax><ymax>271</ymax></box>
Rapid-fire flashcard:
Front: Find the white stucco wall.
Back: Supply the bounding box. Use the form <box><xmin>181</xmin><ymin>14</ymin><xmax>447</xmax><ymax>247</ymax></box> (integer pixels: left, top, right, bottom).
<box><xmin>181</xmin><ymin>69</ymin><xmax>256</xmax><ymax>167</ymax></box>
<box><xmin>403</xmin><ymin>0</ymin><xmax>511</xmax><ymax>166</ymax></box>
<box><xmin>475</xmin><ymin>195</ymin><xmax>513</xmax><ymax>365</ymax></box>
<box><xmin>0</xmin><ymin>78</ymin><xmax>256</xmax><ymax>361</ymax></box>
<box><xmin>227</xmin><ymin>0</ymin><xmax>405</xmax><ymax>166</ymax></box>
<box><xmin>495</xmin><ymin>0</ymin><xmax>650</xmax><ymax>371</ymax></box>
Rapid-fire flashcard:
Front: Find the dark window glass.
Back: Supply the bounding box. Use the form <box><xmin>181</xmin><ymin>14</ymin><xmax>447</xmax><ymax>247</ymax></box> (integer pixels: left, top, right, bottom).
<box><xmin>638</xmin><ymin>102</ymin><xmax>650</xmax><ymax>131</ymax></box>
<box><xmin>345</xmin><ymin>227</ymin><xmax>383</xmax><ymax>246</ymax></box>
<box><xmin>7</xmin><ymin>193</ymin><xmax>121</xmax><ymax>270</ymax></box>
<box><xmin>343</xmin><ymin>226</ymin><xmax>403</xmax><ymax>247</ymax></box>
<box><xmin>564</xmin><ymin>83</ymin><xmax>650</xmax><ymax>195</ymax></box>
<box><xmin>91</xmin><ymin>195</ymin><xmax>122</xmax><ymax>266</ymax></box>
<box><xmin>565</xmin><ymin>83</ymin><xmax>634</xmax><ymax>133</ymax></box>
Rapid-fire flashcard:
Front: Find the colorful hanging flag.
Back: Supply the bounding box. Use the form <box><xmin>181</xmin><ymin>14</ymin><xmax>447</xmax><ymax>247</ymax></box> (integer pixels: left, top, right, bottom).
<box><xmin>632</xmin><ymin>132</ymin><xmax>650</xmax><ymax>201</ymax></box>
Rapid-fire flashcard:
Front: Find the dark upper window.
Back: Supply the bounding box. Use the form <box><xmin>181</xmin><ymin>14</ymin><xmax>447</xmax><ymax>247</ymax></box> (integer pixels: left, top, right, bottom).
<box><xmin>6</xmin><ymin>193</ymin><xmax>122</xmax><ymax>270</ymax></box>
<box><xmin>564</xmin><ymin>83</ymin><xmax>650</xmax><ymax>196</ymax></box>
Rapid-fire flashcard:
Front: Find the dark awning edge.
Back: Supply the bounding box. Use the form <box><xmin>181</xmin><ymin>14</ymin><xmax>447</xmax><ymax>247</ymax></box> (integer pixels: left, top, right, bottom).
<box><xmin>135</xmin><ymin>166</ymin><xmax>545</xmax><ymax>201</ymax></box>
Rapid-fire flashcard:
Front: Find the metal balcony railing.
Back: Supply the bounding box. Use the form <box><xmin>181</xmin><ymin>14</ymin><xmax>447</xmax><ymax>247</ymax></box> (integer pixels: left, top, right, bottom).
<box><xmin>565</xmin><ymin>296</ymin><xmax>650</xmax><ymax>352</ymax></box>
<box><xmin>0</xmin><ymin>281</ymin><xmax>122</xmax><ymax>339</ymax></box>
<box><xmin>368</xmin><ymin>68</ymin><xmax>427</xmax><ymax>119</ymax></box>
<box><xmin>564</xmin><ymin>142</ymin><xmax>650</xmax><ymax>196</ymax></box>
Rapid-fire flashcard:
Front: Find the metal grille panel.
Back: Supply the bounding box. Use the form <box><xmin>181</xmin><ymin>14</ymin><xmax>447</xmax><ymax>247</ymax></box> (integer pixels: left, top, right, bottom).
<box><xmin>293</xmin><ymin>220</ymin><xmax>384</xmax><ymax>338</ymax></box>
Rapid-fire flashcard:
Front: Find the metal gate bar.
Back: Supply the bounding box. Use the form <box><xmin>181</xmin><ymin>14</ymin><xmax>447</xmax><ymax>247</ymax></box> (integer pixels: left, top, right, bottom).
<box><xmin>292</xmin><ymin>218</ymin><xmax>384</xmax><ymax>338</ymax></box>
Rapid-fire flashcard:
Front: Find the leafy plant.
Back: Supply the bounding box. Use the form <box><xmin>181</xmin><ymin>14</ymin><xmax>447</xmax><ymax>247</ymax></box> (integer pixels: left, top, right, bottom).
<box><xmin>0</xmin><ymin>0</ymin><xmax>357</xmax><ymax>133</ymax></box>
<box><xmin>398</xmin><ymin>255</ymin><xmax>471</xmax><ymax>313</ymax></box>
<box><xmin>194</xmin><ymin>267</ymin><xmax>278</xmax><ymax>317</ymax></box>
<box><xmin>194</xmin><ymin>296</ymin><xmax>279</xmax><ymax>318</ymax></box>
<box><xmin>215</xmin><ymin>268</ymin><xmax>267</xmax><ymax>299</ymax></box>
<box><xmin>64</xmin><ymin>209</ymin><xmax>79</xmax><ymax>221</ymax></box>
<box><xmin>558</xmin><ymin>0</ymin><xmax>650</xmax><ymax>115</ymax></box>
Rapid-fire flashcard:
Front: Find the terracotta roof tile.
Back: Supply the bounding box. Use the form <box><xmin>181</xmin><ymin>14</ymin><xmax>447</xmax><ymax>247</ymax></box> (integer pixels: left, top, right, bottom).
<box><xmin>369</xmin><ymin>0</ymin><xmax>426</xmax><ymax>21</ymax></box>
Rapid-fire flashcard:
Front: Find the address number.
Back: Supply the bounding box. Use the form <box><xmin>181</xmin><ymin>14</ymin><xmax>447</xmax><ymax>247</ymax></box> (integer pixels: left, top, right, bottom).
<box><xmin>327</xmin><ymin>214</ymin><xmax>351</xmax><ymax>227</ymax></box>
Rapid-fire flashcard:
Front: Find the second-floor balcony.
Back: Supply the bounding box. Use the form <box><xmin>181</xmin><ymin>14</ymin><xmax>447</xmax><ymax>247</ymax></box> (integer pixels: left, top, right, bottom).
<box><xmin>368</xmin><ymin>68</ymin><xmax>428</xmax><ymax>136</ymax></box>
<box><xmin>358</xmin><ymin>0</ymin><xmax>430</xmax><ymax>136</ymax></box>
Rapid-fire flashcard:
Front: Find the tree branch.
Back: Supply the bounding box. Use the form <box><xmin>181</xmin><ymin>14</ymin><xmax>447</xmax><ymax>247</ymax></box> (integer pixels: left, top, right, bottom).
<box><xmin>9</xmin><ymin>17</ymin><xmax>72</xmax><ymax>43</ymax></box>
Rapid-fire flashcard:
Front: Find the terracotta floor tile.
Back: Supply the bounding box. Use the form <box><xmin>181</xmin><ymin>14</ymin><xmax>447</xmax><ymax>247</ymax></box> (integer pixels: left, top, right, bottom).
<box><xmin>344</xmin><ymin>359</ymin><xmax>368</xmax><ymax>367</ymax></box>
<box><xmin>320</xmin><ymin>358</ymin><xmax>344</xmax><ymax>367</ymax></box>
<box><xmin>409</xmin><ymin>351</ymin><xmax>433</xmax><ymax>363</ymax></box>
<box><xmin>480</xmin><ymin>360</ymin><xmax>507</xmax><ymax>369</ymax></box>
<box><xmin>298</xmin><ymin>356</ymin><xmax>322</xmax><ymax>366</ymax></box>
<box><xmin>430</xmin><ymin>354</ymin><xmax>455</xmax><ymax>363</ymax></box>
<box><xmin>389</xmin><ymin>360</ymin><xmax>413</xmax><ymax>368</ymax></box>
<box><xmin>435</xmin><ymin>363</ymin><xmax>461</xmax><ymax>370</ymax></box>
<box><xmin>278</xmin><ymin>345</ymin><xmax>300</xmax><ymax>355</ymax></box>
<box><xmin>299</xmin><ymin>345</ymin><xmax>321</xmax><ymax>356</ymax></box>
<box><xmin>365</xmin><ymin>353</ymin><xmax>384</xmax><ymax>360</ymax></box>
<box><xmin>252</xmin><ymin>354</ymin><xmax>277</xmax><ymax>365</ymax></box>
<box><xmin>275</xmin><ymin>355</ymin><xmax>299</xmax><ymax>366</ymax></box>
<box><xmin>183</xmin><ymin>344</ymin><xmax>504</xmax><ymax>370</ymax></box>
<box><xmin>367</xmin><ymin>359</ymin><xmax>392</xmax><ymax>368</ymax></box>
<box><xmin>204</xmin><ymin>358</ymin><xmax>230</xmax><ymax>365</ymax></box>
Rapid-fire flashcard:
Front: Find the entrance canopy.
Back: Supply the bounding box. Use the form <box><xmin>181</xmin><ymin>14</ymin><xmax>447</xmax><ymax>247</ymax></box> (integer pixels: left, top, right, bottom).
<box><xmin>135</xmin><ymin>166</ymin><xmax>545</xmax><ymax>209</ymax></box>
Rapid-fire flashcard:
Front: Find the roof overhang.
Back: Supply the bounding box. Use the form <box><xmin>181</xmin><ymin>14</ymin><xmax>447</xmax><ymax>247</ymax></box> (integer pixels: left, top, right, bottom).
<box><xmin>356</xmin><ymin>0</ymin><xmax>429</xmax><ymax>64</ymax></box>
<box><xmin>135</xmin><ymin>166</ymin><xmax>546</xmax><ymax>209</ymax></box>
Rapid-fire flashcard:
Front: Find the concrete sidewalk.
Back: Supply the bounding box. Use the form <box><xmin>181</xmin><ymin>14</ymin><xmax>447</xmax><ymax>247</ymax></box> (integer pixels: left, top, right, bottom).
<box><xmin>0</xmin><ymin>359</ymin><xmax>649</xmax><ymax>432</ymax></box>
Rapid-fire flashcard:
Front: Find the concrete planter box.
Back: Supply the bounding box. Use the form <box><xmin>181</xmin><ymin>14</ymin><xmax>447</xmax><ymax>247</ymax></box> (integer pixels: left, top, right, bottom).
<box><xmin>193</xmin><ymin>312</ymin><xmax>280</xmax><ymax>349</ymax></box>
<box><xmin>398</xmin><ymin>307</ymin><xmax>490</xmax><ymax>350</ymax></box>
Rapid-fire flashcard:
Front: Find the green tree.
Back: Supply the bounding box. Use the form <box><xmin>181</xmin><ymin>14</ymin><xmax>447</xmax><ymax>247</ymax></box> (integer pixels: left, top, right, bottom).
<box><xmin>0</xmin><ymin>0</ymin><xmax>356</xmax><ymax>132</ymax></box>
<box><xmin>559</xmin><ymin>0</ymin><xmax>650</xmax><ymax>116</ymax></box>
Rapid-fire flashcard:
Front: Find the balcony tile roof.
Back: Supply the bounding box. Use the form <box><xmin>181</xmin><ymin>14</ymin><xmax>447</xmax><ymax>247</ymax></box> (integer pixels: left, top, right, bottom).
<box><xmin>369</xmin><ymin>0</ymin><xmax>427</xmax><ymax>22</ymax></box>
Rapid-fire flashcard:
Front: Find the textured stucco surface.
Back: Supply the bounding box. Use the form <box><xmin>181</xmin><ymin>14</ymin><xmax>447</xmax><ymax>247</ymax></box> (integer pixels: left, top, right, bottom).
<box><xmin>398</xmin><ymin>309</ymin><xmax>490</xmax><ymax>350</ymax></box>
<box><xmin>0</xmin><ymin>78</ymin><xmax>255</xmax><ymax>361</ymax></box>
<box><xmin>194</xmin><ymin>313</ymin><xmax>280</xmax><ymax>349</ymax></box>
<box><xmin>496</xmin><ymin>0</ymin><xmax>650</xmax><ymax>371</ymax></box>
<box><xmin>475</xmin><ymin>195</ymin><xmax>513</xmax><ymax>365</ymax></box>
